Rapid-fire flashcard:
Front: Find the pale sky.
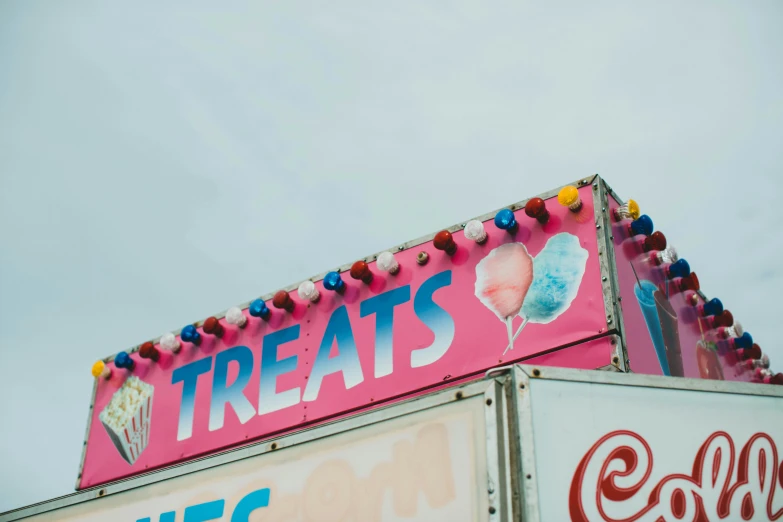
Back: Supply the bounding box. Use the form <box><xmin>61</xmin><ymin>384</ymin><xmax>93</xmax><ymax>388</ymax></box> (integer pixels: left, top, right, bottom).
<box><xmin>1</xmin><ymin>0</ymin><xmax>782</xmax><ymax>513</ymax></box>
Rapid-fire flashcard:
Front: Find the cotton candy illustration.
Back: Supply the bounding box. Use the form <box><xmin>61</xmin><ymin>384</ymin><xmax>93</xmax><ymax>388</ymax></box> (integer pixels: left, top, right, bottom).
<box><xmin>504</xmin><ymin>233</ymin><xmax>588</xmax><ymax>353</ymax></box>
<box><xmin>521</xmin><ymin>233</ymin><xmax>588</xmax><ymax>323</ymax></box>
<box><xmin>475</xmin><ymin>243</ymin><xmax>534</xmax><ymax>351</ymax></box>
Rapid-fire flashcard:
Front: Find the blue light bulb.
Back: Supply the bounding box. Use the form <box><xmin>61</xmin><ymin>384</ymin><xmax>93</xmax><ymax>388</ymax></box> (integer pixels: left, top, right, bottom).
<box><xmin>667</xmin><ymin>259</ymin><xmax>691</xmax><ymax>279</ymax></box>
<box><xmin>702</xmin><ymin>298</ymin><xmax>723</xmax><ymax>317</ymax></box>
<box><xmin>249</xmin><ymin>299</ymin><xmax>270</xmax><ymax>319</ymax></box>
<box><xmin>114</xmin><ymin>352</ymin><xmax>134</xmax><ymax>370</ymax></box>
<box><xmin>181</xmin><ymin>324</ymin><xmax>201</xmax><ymax>345</ymax></box>
<box><xmin>629</xmin><ymin>214</ymin><xmax>653</xmax><ymax>237</ymax></box>
<box><xmin>494</xmin><ymin>209</ymin><xmax>517</xmax><ymax>231</ymax></box>
<box><xmin>735</xmin><ymin>332</ymin><xmax>753</xmax><ymax>349</ymax></box>
<box><xmin>323</xmin><ymin>271</ymin><xmax>346</xmax><ymax>292</ymax></box>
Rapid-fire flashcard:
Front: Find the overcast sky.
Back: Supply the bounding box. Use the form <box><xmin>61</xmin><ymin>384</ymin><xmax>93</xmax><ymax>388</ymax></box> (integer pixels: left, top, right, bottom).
<box><xmin>1</xmin><ymin>0</ymin><xmax>782</xmax><ymax>514</ymax></box>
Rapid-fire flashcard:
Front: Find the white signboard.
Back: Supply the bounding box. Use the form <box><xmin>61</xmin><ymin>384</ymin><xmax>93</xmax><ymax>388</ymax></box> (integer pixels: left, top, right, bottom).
<box><xmin>523</xmin><ymin>374</ymin><xmax>783</xmax><ymax>522</ymax></box>
<box><xmin>21</xmin><ymin>399</ymin><xmax>488</xmax><ymax>522</ymax></box>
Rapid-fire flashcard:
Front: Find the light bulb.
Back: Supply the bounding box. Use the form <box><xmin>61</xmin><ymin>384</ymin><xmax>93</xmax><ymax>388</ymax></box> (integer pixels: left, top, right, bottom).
<box><xmin>160</xmin><ymin>332</ymin><xmax>181</xmax><ymax>353</ymax></box>
<box><xmin>651</xmin><ymin>246</ymin><xmax>678</xmax><ymax>266</ymax></box>
<box><xmin>727</xmin><ymin>331</ymin><xmax>753</xmax><ymax>350</ymax></box>
<box><xmin>350</xmin><ymin>261</ymin><xmax>374</xmax><ymax>284</ymax></box>
<box><xmin>557</xmin><ymin>186</ymin><xmax>582</xmax><ymax>212</ymax></box>
<box><xmin>695</xmin><ymin>298</ymin><xmax>723</xmax><ymax>317</ymax></box>
<box><xmin>249</xmin><ymin>299</ymin><xmax>271</xmax><ymax>320</ymax></box>
<box><xmin>769</xmin><ymin>373</ymin><xmax>783</xmax><ymax>385</ymax></box>
<box><xmin>181</xmin><ymin>324</ymin><xmax>202</xmax><ymax>346</ymax></box>
<box><xmin>676</xmin><ymin>272</ymin><xmax>700</xmax><ymax>292</ymax></box>
<box><xmin>376</xmin><ymin>251</ymin><xmax>400</xmax><ymax>275</ymax></box>
<box><xmin>641</xmin><ymin>231</ymin><xmax>666</xmax><ymax>252</ymax></box>
<box><xmin>139</xmin><ymin>341</ymin><xmax>160</xmax><ymax>362</ymax></box>
<box><xmin>203</xmin><ymin>316</ymin><xmax>225</xmax><ymax>338</ymax></box>
<box><xmin>524</xmin><ymin>198</ymin><xmax>550</xmax><ymax>224</ymax></box>
<box><xmin>464</xmin><ymin>220</ymin><xmax>488</xmax><ymax>244</ymax></box>
<box><xmin>494</xmin><ymin>209</ymin><xmax>519</xmax><ymax>234</ymax></box>
<box><xmin>628</xmin><ymin>214</ymin><xmax>654</xmax><ymax>237</ymax></box>
<box><xmin>272</xmin><ymin>291</ymin><xmax>295</xmax><ymax>313</ymax></box>
<box><xmin>613</xmin><ymin>199</ymin><xmax>640</xmax><ymax>221</ymax></box>
<box><xmin>736</xmin><ymin>343</ymin><xmax>762</xmax><ymax>361</ymax></box>
<box><xmin>416</xmin><ymin>251</ymin><xmax>430</xmax><ymax>265</ymax></box>
<box><xmin>665</xmin><ymin>259</ymin><xmax>691</xmax><ymax>279</ymax></box>
<box><xmin>433</xmin><ymin>230</ymin><xmax>458</xmax><ymax>256</ymax></box>
<box><xmin>91</xmin><ymin>360</ymin><xmax>111</xmax><ymax>379</ymax></box>
<box><xmin>719</xmin><ymin>321</ymin><xmax>744</xmax><ymax>340</ymax></box>
<box><xmin>225</xmin><ymin>307</ymin><xmax>248</xmax><ymax>328</ymax></box>
<box><xmin>759</xmin><ymin>354</ymin><xmax>770</xmax><ymax>369</ymax></box>
<box><xmin>298</xmin><ymin>281</ymin><xmax>321</xmax><ymax>302</ymax></box>
<box><xmin>754</xmin><ymin>368</ymin><xmax>772</xmax><ymax>381</ymax></box>
<box><xmin>323</xmin><ymin>272</ymin><xmax>346</xmax><ymax>294</ymax></box>
<box><xmin>705</xmin><ymin>310</ymin><xmax>733</xmax><ymax>329</ymax></box>
<box><xmin>114</xmin><ymin>352</ymin><xmax>135</xmax><ymax>371</ymax></box>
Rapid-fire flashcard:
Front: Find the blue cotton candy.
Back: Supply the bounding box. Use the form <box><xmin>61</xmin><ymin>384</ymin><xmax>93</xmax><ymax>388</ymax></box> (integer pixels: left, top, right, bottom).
<box><xmin>521</xmin><ymin>233</ymin><xmax>588</xmax><ymax>324</ymax></box>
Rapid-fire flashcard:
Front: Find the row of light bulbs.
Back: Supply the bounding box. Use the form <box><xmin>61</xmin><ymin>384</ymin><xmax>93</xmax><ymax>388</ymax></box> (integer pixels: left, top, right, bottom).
<box><xmin>91</xmin><ymin>186</ymin><xmax>780</xmax><ymax>386</ymax></box>
<box><xmin>612</xmin><ymin>198</ymin><xmax>781</xmax><ymax>385</ymax></box>
<box><xmin>92</xmin><ymin>187</ymin><xmax>588</xmax><ymax>379</ymax></box>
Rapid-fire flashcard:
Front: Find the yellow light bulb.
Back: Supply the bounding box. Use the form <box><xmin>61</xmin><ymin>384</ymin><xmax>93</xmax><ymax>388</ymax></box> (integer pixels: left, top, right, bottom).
<box><xmin>627</xmin><ymin>199</ymin><xmax>641</xmax><ymax>220</ymax></box>
<box><xmin>557</xmin><ymin>186</ymin><xmax>582</xmax><ymax>212</ymax></box>
<box><xmin>91</xmin><ymin>360</ymin><xmax>106</xmax><ymax>379</ymax></box>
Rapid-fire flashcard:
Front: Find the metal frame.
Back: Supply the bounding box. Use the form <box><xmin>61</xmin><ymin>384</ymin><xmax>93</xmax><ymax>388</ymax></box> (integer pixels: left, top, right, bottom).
<box><xmin>509</xmin><ymin>364</ymin><xmax>783</xmax><ymax>522</ymax></box>
<box><xmin>76</xmin><ymin>174</ymin><xmax>601</xmax><ymax>487</ymax></box>
<box><xmin>591</xmin><ymin>175</ymin><xmax>629</xmax><ymax>372</ymax></box>
<box><xmin>3</xmin><ymin>377</ymin><xmax>512</xmax><ymax>522</ymax></box>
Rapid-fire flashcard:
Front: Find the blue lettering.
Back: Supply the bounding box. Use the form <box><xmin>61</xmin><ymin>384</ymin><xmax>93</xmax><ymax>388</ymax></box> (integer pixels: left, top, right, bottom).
<box><xmin>210</xmin><ymin>346</ymin><xmax>255</xmax><ymax>431</ymax></box>
<box><xmin>172</xmin><ymin>357</ymin><xmax>213</xmax><ymax>441</ymax></box>
<box><xmin>231</xmin><ymin>488</ymin><xmax>271</xmax><ymax>522</ymax></box>
<box><xmin>183</xmin><ymin>500</ymin><xmax>224</xmax><ymax>522</ymax></box>
<box><xmin>258</xmin><ymin>325</ymin><xmax>301</xmax><ymax>416</ymax></box>
<box><xmin>136</xmin><ymin>512</ymin><xmax>175</xmax><ymax>522</ymax></box>
<box><xmin>411</xmin><ymin>270</ymin><xmax>455</xmax><ymax>368</ymax></box>
<box><xmin>360</xmin><ymin>286</ymin><xmax>411</xmax><ymax>378</ymax></box>
<box><xmin>303</xmin><ymin>305</ymin><xmax>364</xmax><ymax>402</ymax></box>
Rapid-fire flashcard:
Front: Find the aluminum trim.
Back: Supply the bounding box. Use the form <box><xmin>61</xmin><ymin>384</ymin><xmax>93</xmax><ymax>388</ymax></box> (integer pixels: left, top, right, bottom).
<box><xmin>1</xmin><ymin>378</ymin><xmax>495</xmax><ymax>521</ymax></box>
<box><xmin>515</xmin><ymin>364</ymin><xmax>783</xmax><ymax>397</ymax></box>
<box><xmin>590</xmin><ymin>177</ymin><xmax>616</xmax><ymax>341</ymax></box>
<box><xmin>484</xmin><ymin>379</ymin><xmax>512</xmax><ymax>522</ymax></box>
<box><xmin>75</xmin><ymin>378</ymin><xmax>98</xmax><ymax>490</ymax></box>
<box><xmin>594</xmin><ymin>176</ymin><xmax>629</xmax><ymax>371</ymax></box>
<box><xmin>99</xmin><ymin>176</ymin><xmax>599</xmax><ymax>362</ymax></box>
<box><xmin>511</xmin><ymin>366</ymin><xmax>540</xmax><ymax>522</ymax></box>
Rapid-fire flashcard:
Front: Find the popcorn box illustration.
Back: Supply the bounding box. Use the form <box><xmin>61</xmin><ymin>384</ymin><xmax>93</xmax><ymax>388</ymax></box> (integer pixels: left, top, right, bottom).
<box><xmin>99</xmin><ymin>376</ymin><xmax>154</xmax><ymax>465</ymax></box>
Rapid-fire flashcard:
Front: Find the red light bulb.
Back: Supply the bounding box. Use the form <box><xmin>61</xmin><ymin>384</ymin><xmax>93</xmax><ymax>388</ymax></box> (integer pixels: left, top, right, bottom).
<box><xmin>350</xmin><ymin>261</ymin><xmax>373</xmax><ymax>284</ymax></box>
<box><xmin>433</xmin><ymin>230</ymin><xmax>457</xmax><ymax>256</ymax></box>
<box><xmin>202</xmin><ymin>316</ymin><xmax>225</xmax><ymax>338</ymax></box>
<box><xmin>707</xmin><ymin>310</ymin><xmax>734</xmax><ymax>329</ymax></box>
<box><xmin>642</xmin><ymin>231</ymin><xmax>666</xmax><ymax>252</ymax></box>
<box><xmin>139</xmin><ymin>341</ymin><xmax>160</xmax><ymax>362</ymax></box>
<box><xmin>771</xmin><ymin>373</ymin><xmax>783</xmax><ymax>386</ymax></box>
<box><xmin>677</xmin><ymin>272</ymin><xmax>700</xmax><ymax>292</ymax></box>
<box><xmin>524</xmin><ymin>198</ymin><xmax>550</xmax><ymax>224</ymax></box>
<box><xmin>273</xmin><ymin>290</ymin><xmax>295</xmax><ymax>313</ymax></box>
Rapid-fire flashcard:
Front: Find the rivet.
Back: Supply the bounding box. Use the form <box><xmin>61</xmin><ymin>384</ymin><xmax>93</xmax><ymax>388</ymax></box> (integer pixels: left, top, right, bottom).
<box><xmin>489</xmin><ymin>507</ymin><xmax>496</xmax><ymax>515</ymax></box>
<box><xmin>596</xmin><ymin>224</ymin><xmax>601</xmax><ymax>229</ymax></box>
<box><xmin>602</xmin><ymin>276</ymin><xmax>607</xmax><ymax>282</ymax></box>
<box><xmin>486</xmin><ymin>398</ymin><xmax>493</xmax><ymax>406</ymax></box>
<box><xmin>601</xmin><ymin>207</ymin><xmax>606</xmax><ymax>212</ymax></box>
<box><xmin>609</xmin><ymin>235</ymin><xmax>614</xmax><ymax>240</ymax></box>
<box><xmin>398</xmin><ymin>246</ymin><xmax>404</xmax><ymax>251</ymax></box>
<box><xmin>608</xmin><ymin>318</ymin><xmax>613</xmax><ymax>324</ymax></box>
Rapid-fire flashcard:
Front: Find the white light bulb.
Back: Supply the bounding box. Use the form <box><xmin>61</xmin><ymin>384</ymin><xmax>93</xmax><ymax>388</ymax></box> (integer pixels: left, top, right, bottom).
<box><xmin>656</xmin><ymin>246</ymin><xmax>678</xmax><ymax>265</ymax></box>
<box><xmin>298</xmin><ymin>281</ymin><xmax>320</xmax><ymax>302</ymax></box>
<box><xmin>726</xmin><ymin>321</ymin><xmax>744</xmax><ymax>338</ymax></box>
<box><xmin>225</xmin><ymin>307</ymin><xmax>247</xmax><ymax>327</ymax></box>
<box><xmin>160</xmin><ymin>332</ymin><xmax>181</xmax><ymax>353</ymax></box>
<box><xmin>377</xmin><ymin>251</ymin><xmax>399</xmax><ymax>274</ymax></box>
<box><xmin>759</xmin><ymin>354</ymin><xmax>770</xmax><ymax>369</ymax></box>
<box><xmin>464</xmin><ymin>220</ymin><xmax>487</xmax><ymax>243</ymax></box>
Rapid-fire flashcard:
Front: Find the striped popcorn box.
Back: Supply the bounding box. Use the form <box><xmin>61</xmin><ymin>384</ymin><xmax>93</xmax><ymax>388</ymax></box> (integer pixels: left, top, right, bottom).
<box><xmin>99</xmin><ymin>376</ymin><xmax>154</xmax><ymax>465</ymax></box>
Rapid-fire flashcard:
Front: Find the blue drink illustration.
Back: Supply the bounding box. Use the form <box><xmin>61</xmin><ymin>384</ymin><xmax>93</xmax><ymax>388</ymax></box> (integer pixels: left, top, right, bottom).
<box><xmin>634</xmin><ymin>279</ymin><xmax>671</xmax><ymax>375</ymax></box>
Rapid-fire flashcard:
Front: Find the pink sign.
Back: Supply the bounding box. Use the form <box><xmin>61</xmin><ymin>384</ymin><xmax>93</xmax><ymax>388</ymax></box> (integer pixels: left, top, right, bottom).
<box><xmin>79</xmin><ymin>185</ymin><xmax>609</xmax><ymax>488</ymax></box>
<box><xmin>608</xmin><ymin>195</ymin><xmax>755</xmax><ymax>382</ymax></box>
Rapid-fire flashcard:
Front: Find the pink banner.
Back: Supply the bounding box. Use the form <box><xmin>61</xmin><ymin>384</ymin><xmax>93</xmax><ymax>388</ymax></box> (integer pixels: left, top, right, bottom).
<box><xmin>608</xmin><ymin>195</ymin><xmax>755</xmax><ymax>382</ymax></box>
<box><xmin>80</xmin><ymin>185</ymin><xmax>609</xmax><ymax>488</ymax></box>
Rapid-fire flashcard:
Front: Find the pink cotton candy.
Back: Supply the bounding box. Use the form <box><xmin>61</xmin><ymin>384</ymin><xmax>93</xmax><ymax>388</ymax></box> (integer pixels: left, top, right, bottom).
<box><xmin>475</xmin><ymin>243</ymin><xmax>534</xmax><ymax>320</ymax></box>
